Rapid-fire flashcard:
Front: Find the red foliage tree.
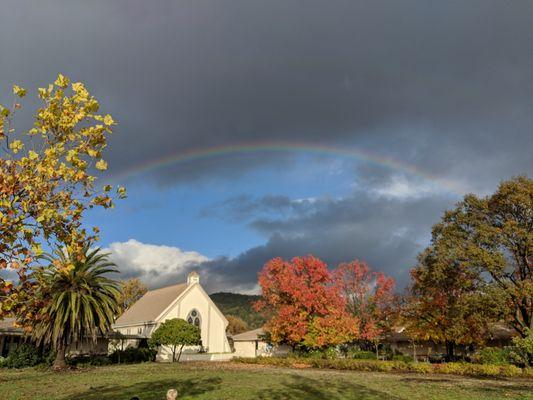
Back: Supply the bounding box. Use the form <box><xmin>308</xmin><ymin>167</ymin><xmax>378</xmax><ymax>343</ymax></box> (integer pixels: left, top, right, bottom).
<box><xmin>255</xmin><ymin>256</ymin><xmax>359</xmax><ymax>349</ymax></box>
<box><xmin>333</xmin><ymin>260</ymin><xmax>396</xmax><ymax>356</ymax></box>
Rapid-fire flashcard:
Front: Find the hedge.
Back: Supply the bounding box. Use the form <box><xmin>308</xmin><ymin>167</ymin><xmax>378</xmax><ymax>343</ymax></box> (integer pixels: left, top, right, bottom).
<box><xmin>0</xmin><ymin>344</ymin><xmax>55</xmax><ymax>369</ymax></box>
<box><xmin>233</xmin><ymin>357</ymin><xmax>530</xmax><ymax>378</ymax></box>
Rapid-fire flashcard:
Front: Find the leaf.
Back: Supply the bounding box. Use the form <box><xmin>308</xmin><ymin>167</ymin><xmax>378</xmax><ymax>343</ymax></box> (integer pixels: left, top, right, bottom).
<box><xmin>54</xmin><ymin>73</ymin><xmax>70</xmax><ymax>88</ymax></box>
<box><xmin>117</xmin><ymin>186</ymin><xmax>127</xmax><ymax>199</ymax></box>
<box><xmin>9</xmin><ymin>140</ymin><xmax>24</xmax><ymax>154</ymax></box>
<box><xmin>103</xmin><ymin>114</ymin><xmax>115</xmax><ymax>126</ymax></box>
<box><xmin>13</xmin><ymin>85</ymin><xmax>27</xmax><ymax>98</ymax></box>
<box><xmin>95</xmin><ymin>159</ymin><xmax>108</xmax><ymax>171</ymax></box>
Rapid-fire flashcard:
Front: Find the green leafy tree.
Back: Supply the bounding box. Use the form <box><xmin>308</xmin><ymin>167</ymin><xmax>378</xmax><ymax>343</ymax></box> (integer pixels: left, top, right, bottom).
<box><xmin>405</xmin><ymin>176</ymin><xmax>532</xmax><ymax>358</ymax></box>
<box><xmin>31</xmin><ymin>243</ymin><xmax>120</xmax><ymax>370</ymax></box>
<box><xmin>428</xmin><ymin>176</ymin><xmax>532</xmax><ymax>337</ymax></box>
<box><xmin>149</xmin><ymin>318</ymin><xmax>201</xmax><ymax>362</ymax></box>
<box><xmin>0</xmin><ymin>75</ymin><xmax>125</xmax><ymax>325</ymax></box>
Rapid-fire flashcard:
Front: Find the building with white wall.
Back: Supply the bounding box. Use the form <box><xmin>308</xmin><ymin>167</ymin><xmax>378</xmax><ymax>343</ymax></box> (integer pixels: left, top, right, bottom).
<box><xmin>113</xmin><ymin>271</ymin><xmax>232</xmax><ymax>361</ymax></box>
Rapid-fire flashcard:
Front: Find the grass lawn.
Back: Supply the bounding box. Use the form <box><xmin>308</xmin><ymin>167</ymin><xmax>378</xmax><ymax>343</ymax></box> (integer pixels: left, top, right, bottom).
<box><xmin>0</xmin><ymin>362</ymin><xmax>532</xmax><ymax>400</ymax></box>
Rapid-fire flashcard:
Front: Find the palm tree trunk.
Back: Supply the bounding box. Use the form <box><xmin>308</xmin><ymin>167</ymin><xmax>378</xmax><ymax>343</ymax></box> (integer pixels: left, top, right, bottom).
<box><xmin>52</xmin><ymin>343</ymin><xmax>67</xmax><ymax>370</ymax></box>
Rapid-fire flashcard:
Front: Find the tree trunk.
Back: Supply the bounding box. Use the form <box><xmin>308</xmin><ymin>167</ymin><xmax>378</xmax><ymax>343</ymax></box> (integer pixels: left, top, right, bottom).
<box><xmin>411</xmin><ymin>340</ymin><xmax>417</xmax><ymax>363</ymax></box>
<box><xmin>375</xmin><ymin>341</ymin><xmax>379</xmax><ymax>359</ymax></box>
<box><xmin>445</xmin><ymin>341</ymin><xmax>455</xmax><ymax>362</ymax></box>
<box><xmin>52</xmin><ymin>343</ymin><xmax>67</xmax><ymax>371</ymax></box>
<box><xmin>177</xmin><ymin>344</ymin><xmax>185</xmax><ymax>363</ymax></box>
<box><xmin>172</xmin><ymin>345</ymin><xmax>176</xmax><ymax>362</ymax></box>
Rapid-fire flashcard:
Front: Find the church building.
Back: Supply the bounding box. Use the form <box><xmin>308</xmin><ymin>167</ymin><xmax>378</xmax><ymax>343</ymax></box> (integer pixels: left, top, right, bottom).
<box><xmin>113</xmin><ymin>271</ymin><xmax>232</xmax><ymax>361</ymax></box>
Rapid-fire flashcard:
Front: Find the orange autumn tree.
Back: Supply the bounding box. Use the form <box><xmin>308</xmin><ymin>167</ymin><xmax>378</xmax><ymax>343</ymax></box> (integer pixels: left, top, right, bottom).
<box><xmin>333</xmin><ymin>261</ymin><xmax>397</xmax><ymax>358</ymax></box>
<box><xmin>402</xmin><ymin>248</ymin><xmax>497</xmax><ymax>360</ymax></box>
<box><xmin>255</xmin><ymin>255</ymin><xmax>359</xmax><ymax>350</ymax></box>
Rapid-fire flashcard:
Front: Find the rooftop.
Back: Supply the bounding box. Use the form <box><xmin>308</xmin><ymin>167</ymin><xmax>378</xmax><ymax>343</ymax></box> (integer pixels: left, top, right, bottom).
<box><xmin>114</xmin><ymin>282</ymin><xmax>188</xmax><ymax>327</ymax></box>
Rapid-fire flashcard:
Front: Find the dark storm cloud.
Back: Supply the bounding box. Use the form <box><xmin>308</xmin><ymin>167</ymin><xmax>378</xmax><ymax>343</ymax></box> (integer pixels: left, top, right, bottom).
<box><xmin>196</xmin><ymin>189</ymin><xmax>453</xmax><ymax>292</ymax></box>
<box><xmin>1</xmin><ymin>0</ymin><xmax>532</xmax><ymax>189</ymax></box>
<box><xmin>1</xmin><ymin>1</ymin><xmax>532</xmax><ymax>293</ymax></box>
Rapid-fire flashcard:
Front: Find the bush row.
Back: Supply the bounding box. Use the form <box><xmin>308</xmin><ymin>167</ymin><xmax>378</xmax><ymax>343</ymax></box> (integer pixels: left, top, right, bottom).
<box><xmin>0</xmin><ymin>344</ymin><xmax>55</xmax><ymax>369</ymax></box>
<box><xmin>0</xmin><ymin>344</ymin><xmax>156</xmax><ymax>369</ymax></box>
<box><xmin>108</xmin><ymin>347</ymin><xmax>157</xmax><ymax>364</ymax></box>
<box><xmin>233</xmin><ymin>356</ymin><xmax>533</xmax><ymax>378</ymax></box>
<box><xmin>299</xmin><ymin>347</ymin><xmax>415</xmax><ymax>363</ymax></box>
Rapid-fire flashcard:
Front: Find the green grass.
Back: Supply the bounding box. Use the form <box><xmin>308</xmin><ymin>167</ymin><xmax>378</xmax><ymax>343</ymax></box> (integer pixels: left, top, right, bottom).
<box><xmin>0</xmin><ymin>362</ymin><xmax>531</xmax><ymax>400</ymax></box>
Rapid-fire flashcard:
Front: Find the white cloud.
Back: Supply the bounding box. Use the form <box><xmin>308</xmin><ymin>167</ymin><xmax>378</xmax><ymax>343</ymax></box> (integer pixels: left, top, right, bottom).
<box><xmin>371</xmin><ymin>175</ymin><xmax>445</xmax><ymax>199</ymax></box>
<box><xmin>105</xmin><ymin>239</ymin><xmax>209</xmax><ymax>289</ymax></box>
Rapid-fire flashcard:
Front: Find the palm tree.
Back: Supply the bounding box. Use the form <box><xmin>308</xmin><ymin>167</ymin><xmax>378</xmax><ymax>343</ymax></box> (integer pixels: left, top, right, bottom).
<box><xmin>31</xmin><ymin>243</ymin><xmax>120</xmax><ymax>370</ymax></box>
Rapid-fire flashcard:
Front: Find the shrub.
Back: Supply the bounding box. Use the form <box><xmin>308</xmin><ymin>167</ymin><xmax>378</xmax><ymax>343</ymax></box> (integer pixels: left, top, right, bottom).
<box><xmin>407</xmin><ymin>362</ymin><xmax>432</xmax><ymax>373</ymax></box>
<box><xmin>391</xmin><ymin>354</ymin><xmax>414</xmax><ymax>363</ymax></box>
<box><xmin>428</xmin><ymin>354</ymin><xmax>446</xmax><ymax>363</ymax></box>
<box><xmin>109</xmin><ymin>347</ymin><xmax>157</xmax><ymax>364</ymax></box>
<box><xmin>67</xmin><ymin>354</ymin><xmax>111</xmax><ymax>367</ymax></box>
<box><xmin>297</xmin><ymin>347</ymin><xmax>338</xmax><ymax>359</ymax></box>
<box><xmin>3</xmin><ymin>343</ymin><xmax>41</xmax><ymax>368</ymax></box>
<box><xmin>473</xmin><ymin>347</ymin><xmax>511</xmax><ymax>365</ymax></box>
<box><xmin>346</xmin><ymin>349</ymin><xmax>376</xmax><ymax>360</ymax></box>
<box><xmin>522</xmin><ymin>367</ymin><xmax>533</xmax><ymax>378</ymax></box>
<box><xmin>234</xmin><ymin>356</ymin><xmax>526</xmax><ymax>377</ymax></box>
<box><xmin>43</xmin><ymin>350</ymin><xmax>57</xmax><ymax>367</ymax></box>
<box><xmin>498</xmin><ymin>364</ymin><xmax>523</xmax><ymax>377</ymax></box>
<box><xmin>509</xmin><ymin>330</ymin><xmax>533</xmax><ymax>367</ymax></box>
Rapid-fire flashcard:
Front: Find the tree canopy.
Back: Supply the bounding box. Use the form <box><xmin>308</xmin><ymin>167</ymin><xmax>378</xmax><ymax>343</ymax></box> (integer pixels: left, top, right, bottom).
<box><xmin>333</xmin><ymin>260</ymin><xmax>396</xmax><ymax>355</ymax></box>
<box><xmin>31</xmin><ymin>243</ymin><xmax>120</xmax><ymax>369</ymax></box>
<box><xmin>117</xmin><ymin>278</ymin><xmax>148</xmax><ymax>315</ymax></box>
<box><xmin>149</xmin><ymin>318</ymin><xmax>201</xmax><ymax>362</ymax></box>
<box><xmin>0</xmin><ymin>75</ymin><xmax>125</xmax><ymax>323</ymax></box>
<box><xmin>255</xmin><ymin>256</ymin><xmax>359</xmax><ymax>349</ymax></box>
<box><xmin>226</xmin><ymin>315</ymin><xmax>249</xmax><ymax>335</ymax></box>
<box><xmin>404</xmin><ymin>176</ymin><xmax>532</xmax><ymax>357</ymax></box>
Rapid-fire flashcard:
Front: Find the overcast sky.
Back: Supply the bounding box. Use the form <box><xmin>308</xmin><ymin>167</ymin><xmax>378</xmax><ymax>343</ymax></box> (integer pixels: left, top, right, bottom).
<box><xmin>1</xmin><ymin>1</ymin><xmax>532</xmax><ymax>293</ymax></box>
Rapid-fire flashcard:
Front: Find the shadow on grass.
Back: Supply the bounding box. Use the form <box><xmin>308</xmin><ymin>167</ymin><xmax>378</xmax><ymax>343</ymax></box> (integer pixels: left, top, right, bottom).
<box><xmin>402</xmin><ymin>376</ymin><xmax>531</xmax><ymax>393</ymax></box>
<box><xmin>400</xmin><ymin>377</ymin><xmax>454</xmax><ymax>383</ymax></box>
<box><xmin>63</xmin><ymin>377</ymin><xmax>222</xmax><ymax>400</ymax></box>
<box><xmin>257</xmin><ymin>374</ymin><xmax>404</xmax><ymax>400</ymax></box>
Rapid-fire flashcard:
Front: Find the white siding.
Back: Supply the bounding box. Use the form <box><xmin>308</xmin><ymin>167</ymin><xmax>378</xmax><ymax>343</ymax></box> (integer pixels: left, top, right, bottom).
<box><xmin>156</xmin><ymin>284</ymin><xmax>231</xmax><ymax>361</ymax></box>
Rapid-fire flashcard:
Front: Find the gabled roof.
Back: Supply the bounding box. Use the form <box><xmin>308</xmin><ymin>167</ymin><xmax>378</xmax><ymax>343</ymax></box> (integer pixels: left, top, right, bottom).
<box><xmin>231</xmin><ymin>328</ymin><xmax>265</xmax><ymax>342</ymax></box>
<box><xmin>114</xmin><ymin>283</ymin><xmax>188</xmax><ymax>327</ymax></box>
<box><xmin>0</xmin><ymin>318</ymin><xmax>23</xmax><ymax>334</ymax></box>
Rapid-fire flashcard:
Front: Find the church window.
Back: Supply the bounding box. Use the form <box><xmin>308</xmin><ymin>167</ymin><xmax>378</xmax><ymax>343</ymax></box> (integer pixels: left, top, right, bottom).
<box><xmin>187</xmin><ymin>309</ymin><xmax>201</xmax><ymax>329</ymax></box>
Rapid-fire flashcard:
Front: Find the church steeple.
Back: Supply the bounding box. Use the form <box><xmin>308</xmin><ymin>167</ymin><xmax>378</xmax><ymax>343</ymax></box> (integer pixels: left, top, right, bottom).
<box><xmin>187</xmin><ymin>271</ymin><xmax>200</xmax><ymax>285</ymax></box>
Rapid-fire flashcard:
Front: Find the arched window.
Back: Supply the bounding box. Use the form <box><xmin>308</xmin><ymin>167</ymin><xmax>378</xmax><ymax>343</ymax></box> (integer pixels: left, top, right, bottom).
<box><xmin>187</xmin><ymin>309</ymin><xmax>201</xmax><ymax>330</ymax></box>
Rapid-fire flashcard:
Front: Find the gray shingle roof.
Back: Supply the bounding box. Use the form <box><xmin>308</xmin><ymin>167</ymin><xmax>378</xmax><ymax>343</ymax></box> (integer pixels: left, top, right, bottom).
<box><xmin>114</xmin><ymin>283</ymin><xmax>188</xmax><ymax>327</ymax></box>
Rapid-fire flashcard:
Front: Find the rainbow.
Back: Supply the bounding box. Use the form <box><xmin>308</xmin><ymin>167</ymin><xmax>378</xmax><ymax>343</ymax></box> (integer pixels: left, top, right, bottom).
<box><xmin>109</xmin><ymin>141</ymin><xmax>467</xmax><ymax>194</ymax></box>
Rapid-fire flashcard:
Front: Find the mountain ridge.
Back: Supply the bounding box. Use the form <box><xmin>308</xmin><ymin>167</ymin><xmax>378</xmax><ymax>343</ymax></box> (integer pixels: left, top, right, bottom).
<box><xmin>210</xmin><ymin>292</ymin><xmax>266</xmax><ymax>330</ymax></box>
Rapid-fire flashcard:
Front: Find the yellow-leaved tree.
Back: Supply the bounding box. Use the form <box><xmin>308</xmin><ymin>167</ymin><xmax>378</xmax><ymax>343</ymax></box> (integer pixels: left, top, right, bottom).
<box><xmin>0</xmin><ymin>74</ymin><xmax>125</xmax><ymax>327</ymax></box>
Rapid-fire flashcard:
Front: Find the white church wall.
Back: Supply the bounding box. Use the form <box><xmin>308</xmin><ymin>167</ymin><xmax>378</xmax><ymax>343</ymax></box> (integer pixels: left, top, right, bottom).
<box><xmin>158</xmin><ymin>284</ymin><xmax>231</xmax><ymax>355</ymax></box>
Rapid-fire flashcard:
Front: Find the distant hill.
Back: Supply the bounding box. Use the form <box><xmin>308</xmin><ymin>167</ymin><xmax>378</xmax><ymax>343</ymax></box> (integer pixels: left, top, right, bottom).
<box><xmin>210</xmin><ymin>292</ymin><xmax>266</xmax><ymax>329</ymax></box>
